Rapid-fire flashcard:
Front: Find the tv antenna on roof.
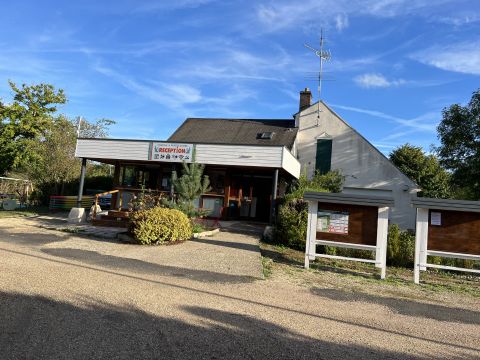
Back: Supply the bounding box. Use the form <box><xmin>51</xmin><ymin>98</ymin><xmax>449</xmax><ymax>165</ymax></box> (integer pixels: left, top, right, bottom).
<box><xmin>304</xmin><ymin>29</ymin><xmax>331</xmax><ymax>124</ymax></box>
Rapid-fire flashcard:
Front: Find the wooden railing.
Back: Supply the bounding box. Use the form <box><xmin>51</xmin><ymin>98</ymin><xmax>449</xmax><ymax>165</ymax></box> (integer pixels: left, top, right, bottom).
<box><xmin>93</xmin><ymin>189</ymin><xmax>120</xmax><ymax>220</ymax></box>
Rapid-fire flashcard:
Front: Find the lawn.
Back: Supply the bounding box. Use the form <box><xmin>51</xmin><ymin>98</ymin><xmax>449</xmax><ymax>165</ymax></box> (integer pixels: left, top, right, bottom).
<box><xmin>260</xmin><ymin>241</ymin><xmax>480</xmax><ymax>299</ymax></box>
<box><xmin>0</xmin><ymin>206</ymin><xmax>49</xmax><ymax>219</ymax></box>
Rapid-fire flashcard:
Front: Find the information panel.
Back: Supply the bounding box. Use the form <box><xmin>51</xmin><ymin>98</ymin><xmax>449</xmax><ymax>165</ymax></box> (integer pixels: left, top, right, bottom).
<box><xmin>317</xmin><ymin>210</ymin><xmax>349</xmax><ymax>234</ymax></box>
<box><xmin>150</xmin><ymin>143</ymin><xmax>193</xmax><ymax>162</ymax></box>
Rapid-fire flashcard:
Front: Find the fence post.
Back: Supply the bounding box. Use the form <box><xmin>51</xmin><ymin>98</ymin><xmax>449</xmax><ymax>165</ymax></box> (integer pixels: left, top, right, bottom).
<box><xmin>414</xmin><ymin>207</ymin><xmax>429</xmax><ymax>284</ymax></box>
<box><xmin>375</xmin><ymin>207</ymin><xmax>389</xmax><ymax>279</ymax></box>
<box><xmin>305</xmin><ymin>200</ymin><xmax>318</xmax><ymax>269</ymax></box>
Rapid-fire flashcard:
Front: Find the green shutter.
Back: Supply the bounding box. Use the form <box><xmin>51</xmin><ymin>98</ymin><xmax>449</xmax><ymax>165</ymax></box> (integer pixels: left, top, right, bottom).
<box><xmin>315</xmin><ymin>139</ymin><xmax>332</xmax><ymax>175</ymax></box>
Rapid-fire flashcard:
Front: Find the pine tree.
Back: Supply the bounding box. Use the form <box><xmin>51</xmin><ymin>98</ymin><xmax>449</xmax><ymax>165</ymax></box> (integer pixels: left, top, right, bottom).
<box><xmin>172</xmin><ymin>162</ymin><xmax>211</xmax><ymax>214</ymax></box>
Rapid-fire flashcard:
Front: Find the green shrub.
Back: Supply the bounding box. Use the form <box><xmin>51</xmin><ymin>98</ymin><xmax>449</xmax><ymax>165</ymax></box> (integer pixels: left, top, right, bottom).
<box><xmin>275</xmin><ymin>170</ymin><xmax>345</xmax><ymax>250</ymax></box>
<box><xmin>275</xmin><ymin>198</ymin><xmax>308</xmax><ymax>250</ymax></box>
<box><xmin>129</xmin><ymin>207</ymin><xmax>192</xmax><ymax>245</ymax></box>
<box><xmin>128</xmin><ymin>187</ymin><xmax>165</xmax><ymax>212</ymax></box>
<box><xmin>387</xmin><ymin>224</ymin><xmax>415</xmax><ymax>267</ymax></box>
<box><xmin>192</xmin><ymin>222</ymin><xmax>206</xmax><ymax>234</ymax></box>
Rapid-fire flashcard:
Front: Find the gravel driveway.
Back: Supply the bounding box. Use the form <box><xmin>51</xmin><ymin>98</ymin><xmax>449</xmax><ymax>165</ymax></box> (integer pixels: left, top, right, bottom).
<box><xmin>0</xmin><ymin>217</ymin><xmax>479</xmax><ymax>359</ymax></box>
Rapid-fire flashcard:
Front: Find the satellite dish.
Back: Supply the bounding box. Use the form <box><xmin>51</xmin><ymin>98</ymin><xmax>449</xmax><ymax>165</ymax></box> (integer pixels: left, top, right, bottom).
<box><xmin>3</xmin><ymin>199</ymin><xmax>17</xmax><ymax>210</ymax></box>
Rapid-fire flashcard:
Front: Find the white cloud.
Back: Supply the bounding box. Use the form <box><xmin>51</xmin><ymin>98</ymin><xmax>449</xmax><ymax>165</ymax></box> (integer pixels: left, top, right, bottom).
<box><xmin>411</xmin><ymin>42</ymin><xmax>480</xmax><ymax>75</ymax></box>
<box><xmin>92</xmin><ymin>64</ymin><xmax>258</xmax><ymax>117</ymax></box>
<box><xmin>162</xmin><ymin>84</ymin><xmax>202</xmax><ymax>104</ymax></box>
<box><xmin>330</xmin><ymin>103</ymin><xmax>438</xmax><ymax>132</ymax></box>
<box><xmin>335</xmin><ymin>14</ymin><xmax>349</xmax><ymax>31</ymax></box>
<box><xmin>354</xmin><ymin>73</ymin><xmax>406</xmax><ymax>88</ymax></box>
<box><xmin>168</xmin><ymin>46</ymin><xmax>291</xmax><ymax>83</ymax></box>
<box><xmin>253</xmin><ymin>0</ymin><xmax>465</xmax><ymax>33</ymax></box>
<box><xmin>435</xmin><ymin>13</ymin><xmax>480</xmax><ymax>26</ymax></box>
<box><xmin>93</xmin><ymin>64</ymin><xmax>202</xmax><ymax>110</ymax></box>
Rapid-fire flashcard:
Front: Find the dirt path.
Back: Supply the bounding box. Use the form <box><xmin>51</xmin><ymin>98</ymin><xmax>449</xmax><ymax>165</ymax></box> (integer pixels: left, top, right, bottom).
<box><xmin>0</xmin><ymin>217</ymin><xmax>479</xmax><ymax>359</ymax></box>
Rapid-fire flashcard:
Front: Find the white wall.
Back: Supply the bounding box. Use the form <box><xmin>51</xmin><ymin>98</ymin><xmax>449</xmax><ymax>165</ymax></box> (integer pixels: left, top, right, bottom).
<box><xmin>295</xmin><ymin>102</ymin><xmax>419</xmax><ymax>229</ymax></box>
<box><xmin>75</xmin><ymin>139</ymin><xmax>151</xmax><ymax>161</ymax></box>
<box><xmin>75</xmin><ymin>139</ymin><xmax>300</xmax><ymax>178</ymax></box>
<box><xmin>195</xmin><ymin>144</ymin><xmax>283</xmax><ymax>168</ymax></box>
<box><xmin>281</xmin><ymin>147</ymin><xmax>301</xmax><ymax>179</ymax></box>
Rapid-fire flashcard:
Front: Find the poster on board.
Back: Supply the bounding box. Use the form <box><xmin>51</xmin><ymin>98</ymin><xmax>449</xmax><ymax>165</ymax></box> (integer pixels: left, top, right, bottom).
<box><xmin>317</xmin><ymin>210</ymin><xmax>349</xmax><ymax>234</ymax></box>
<box><xmin>430</xmin><ymin>212</ymin><xmax>442</xmax><ymax>226</ymax></box>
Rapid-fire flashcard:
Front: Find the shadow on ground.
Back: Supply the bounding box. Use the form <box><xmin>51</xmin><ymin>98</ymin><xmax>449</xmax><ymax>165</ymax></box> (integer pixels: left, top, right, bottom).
<box><xmin>219</xmin><ymin>221</ymin><xmax>265</xmax><ymax>236</ymax></box>
<box><xmin>42</xmin><ymin>248</ymin><xmax>256</xmax><ymax>284</ymax></box>
<box><xmin>0</xmin><ymin>291</ymin><xmax>431</xmax><ymax>360</ymax></box>
<box><xmin>310</xmin><ymin>287</ymin><xmax>480</xmax><ymax>325</ymax></box>
<box><xmin>191</xmin><ymin>237</ymin><xmax>260</xmax><ymax>252</ymax></box>
<box><xmin>260</xmin><ymin>246</ymin><xmax>378</xmax><ymax>279</ymax></box>
<box><xmin>0</xmin><ymin>228</ymin><xmax>67</xmax><ymax>246</ymax></box>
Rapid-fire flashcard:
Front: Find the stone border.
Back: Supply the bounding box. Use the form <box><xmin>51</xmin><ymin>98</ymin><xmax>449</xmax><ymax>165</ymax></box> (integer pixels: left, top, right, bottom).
<box><xmin>192</xmin><ymin>228</ymin><xmax>220</xmax><ymax>238</ymax></box>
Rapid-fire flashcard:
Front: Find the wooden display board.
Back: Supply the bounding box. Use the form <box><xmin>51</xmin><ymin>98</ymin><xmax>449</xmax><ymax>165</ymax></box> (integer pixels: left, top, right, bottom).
<box><xmin>427</xmin><ymin>210</ymin><xmax>480</xmax><ymax>256</ymax></box>
<box><xmin>315</xmin><ymin>203</ymin><xmax>379</xmax><ymax>246</ymax></box>
<box><xmin>304</xmin><ymin>192</ymin><xmax>394</xmax><ymax>279</ymax></box>
<box><xmin>412</xmin><ymin>198</ymin><xmax>480</xmax><ymax>284</ymax></box>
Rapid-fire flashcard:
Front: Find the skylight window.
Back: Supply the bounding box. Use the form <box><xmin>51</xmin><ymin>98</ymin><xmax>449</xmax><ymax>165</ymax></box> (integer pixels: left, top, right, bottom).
<box><xmin>257</xmin><ymin>132</ymin><xmax>274</xmax><ymax>140</ymax></box>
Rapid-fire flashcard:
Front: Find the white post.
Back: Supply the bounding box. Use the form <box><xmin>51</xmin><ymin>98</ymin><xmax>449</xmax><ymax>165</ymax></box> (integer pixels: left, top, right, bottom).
<box><xmin>305</xmin><ymin>200</ymin><xmax>318</xmax><ymax>269</ymax></box>
<box><xmin>414</xmin><ymin>208</ymin><xmax>429</xmax><ymax>284</ymax></box>
<box><xmin>375</xmin><ymin>207</ymin><xmax>389</xmax><ymax>279</ymax></box>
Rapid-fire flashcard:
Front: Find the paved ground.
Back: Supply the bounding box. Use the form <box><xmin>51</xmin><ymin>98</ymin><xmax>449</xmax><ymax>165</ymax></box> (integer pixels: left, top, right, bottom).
<box><xmin>0</xmin><ymin>217</ymin><xmax>479</xmax><ymax>359</ymax></box>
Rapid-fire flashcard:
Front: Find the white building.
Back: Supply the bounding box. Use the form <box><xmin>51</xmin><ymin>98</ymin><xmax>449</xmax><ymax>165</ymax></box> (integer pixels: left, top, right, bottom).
<box><xmin>75</xmin><ymin>88</ymin><xmax>418</xmax><ymax>228</ymax></box>
<box><xmin>293</xmin><ymin>88</ymin><xmax>418</xmax><ymax>229</ymax></box>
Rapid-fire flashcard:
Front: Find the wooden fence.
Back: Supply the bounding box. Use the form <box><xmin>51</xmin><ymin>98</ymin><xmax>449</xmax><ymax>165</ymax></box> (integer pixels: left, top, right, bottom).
<box><xmin>49</xmin><ymin>195</ymin><xmax>93</xmax><ymax>211</ymax></box>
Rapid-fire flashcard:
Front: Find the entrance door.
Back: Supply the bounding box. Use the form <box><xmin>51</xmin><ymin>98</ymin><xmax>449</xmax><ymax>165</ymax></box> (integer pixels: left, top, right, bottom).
<box><xmin>227</xmin><ymin>173</ymin><xmax>272</xmax><ymax>222</ymax></box>
<box><xmin>251</xmin><ymin>176</ymin><xmax>272</xmax><ymax>222</ymax></box>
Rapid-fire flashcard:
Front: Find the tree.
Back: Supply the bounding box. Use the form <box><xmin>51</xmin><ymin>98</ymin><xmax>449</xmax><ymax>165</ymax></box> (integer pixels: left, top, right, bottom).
<box><xmin>389</xmin><ymin>144</ymin><xmax>450</xmax><ymax>198</ymax></box>
<box><xmin>171</xmin><ymin>162</ymin><xmax>211</xmax><ymax>216</ymax></box>
<box><xmin>16</xmin><ymin>116</ymin><xmax>116</xmax><ymax>202</ymax></box>
<box><xmin>78</xmin><ymin>118</ymin><xmax>116</xmax><ymax>138</ymax></box>
<box><xmin>22</xmin><ymin>115</ymin><xmax>79</xmax><ymax>196</ymax></box>
<box><xmin>0</xmin><ymin>81</ymin><xmax>66</xmax><ymax>174</ymax></box>
<box><xmin>436</xmin><ymin>89</ymin><xmax>480</xmax><ymax>199</ymax></box>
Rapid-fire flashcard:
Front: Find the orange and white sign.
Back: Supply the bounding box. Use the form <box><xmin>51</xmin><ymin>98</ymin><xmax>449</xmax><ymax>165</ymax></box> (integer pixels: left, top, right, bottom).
<box><xmin>150</xmin><ymin>143</ymin><xmax>193</xmax><ymax>162</ymax></box>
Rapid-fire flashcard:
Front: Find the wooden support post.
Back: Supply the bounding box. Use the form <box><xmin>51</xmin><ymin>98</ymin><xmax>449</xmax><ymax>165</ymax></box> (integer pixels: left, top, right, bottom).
<box><xmin>270</xmin><ymin>168</ymin><xmax>279</xmax><ymax>224</ymax></box>
<box><xmin>414</xmin><ymin>207</ymin><xmax>429</xmax><ymax>284</ymax></box>
<box><xmin>305</xmin><ymin>200</ymin><xmax>318</xmax><ymax>269</ymax></box>
<box><xmin>76</xmin><ymin>158</ymin><xmax>87</xmax><ymax>208</ymax></box>
<box><xmin>375</xmin><ymin>206</ymin><xmax>389</xmax><ymax>279</ymax></box>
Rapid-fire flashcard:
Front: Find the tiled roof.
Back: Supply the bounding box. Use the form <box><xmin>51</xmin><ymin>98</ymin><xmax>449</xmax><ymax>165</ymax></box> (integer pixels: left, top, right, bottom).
<box><xmin>168</xmin><ymin>118</ymin><xmax>297</xmax><ymax>149</ymax></box>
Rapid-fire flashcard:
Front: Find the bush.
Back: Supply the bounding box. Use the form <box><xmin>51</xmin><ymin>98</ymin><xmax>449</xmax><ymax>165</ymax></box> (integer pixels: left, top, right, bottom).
<box><xmin>129</xmin><ymin>207</ymin><xmax>192</xmax><ymax>245</ymax></box>
<box><xmin>128</xmin><ymin>188</ymin><xmax>164</xmax><ymax>212</ymax></box>
<box><xmin>275</xmin><ymin>170</ymin><xmax>345</xmax><ymax>250</ymax></box>
<box><xmin>387</xmin><ymin>224</ymin><xmax>415</xmax><ymax>267</ymax></box>
<box><xmin>275</xmin><ymin>198</ymin><xmax>308</xmax><ymax>250</ymax></box>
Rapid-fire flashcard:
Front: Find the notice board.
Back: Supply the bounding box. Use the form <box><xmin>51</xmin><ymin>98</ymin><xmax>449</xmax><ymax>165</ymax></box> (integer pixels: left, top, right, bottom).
<box><xmin>316</xmin><ymin>203</ymin><xmax>378</xmax><ymax>246</ymax></box>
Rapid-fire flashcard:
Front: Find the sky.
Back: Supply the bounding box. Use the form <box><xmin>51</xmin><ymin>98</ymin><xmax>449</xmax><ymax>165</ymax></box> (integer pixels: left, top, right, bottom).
<box><xmin>1</xmin><ymin>0</ymin><xmax>479</xmax><ymax>154</ymax></box>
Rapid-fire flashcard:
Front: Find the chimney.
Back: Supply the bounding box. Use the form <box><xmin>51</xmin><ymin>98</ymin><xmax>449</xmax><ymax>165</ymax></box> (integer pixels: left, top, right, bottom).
<box><xmin>299</xmin><ymin>87</ymin><xmax>312</xmax><ymax>112</ymax></box>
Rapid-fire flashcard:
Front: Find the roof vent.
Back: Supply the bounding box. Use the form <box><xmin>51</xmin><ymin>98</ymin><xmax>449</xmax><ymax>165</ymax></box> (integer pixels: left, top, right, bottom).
<box><xmin>257</xmin><ymin>132</ymin><xmax>274</xmax><ymax>140</ymax></box>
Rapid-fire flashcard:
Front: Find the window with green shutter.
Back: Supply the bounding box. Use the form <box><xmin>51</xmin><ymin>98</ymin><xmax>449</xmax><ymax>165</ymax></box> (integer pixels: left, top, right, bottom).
<box><xmin>315</xmin><ymin>139</ymin><xmax>332</xmax><ymax>174</ymax></box>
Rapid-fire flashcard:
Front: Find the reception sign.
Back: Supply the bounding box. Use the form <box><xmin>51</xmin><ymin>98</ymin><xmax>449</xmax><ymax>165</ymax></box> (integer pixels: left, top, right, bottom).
<box><xmin>150</xmin><ymin>143</ymin><xmax>193</xmax><ymax>162</ymax></box>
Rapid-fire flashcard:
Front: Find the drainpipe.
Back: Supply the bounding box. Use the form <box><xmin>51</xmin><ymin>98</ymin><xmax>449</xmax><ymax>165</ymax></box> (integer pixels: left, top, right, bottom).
<box><xmin>77</xmin><ymin>158</ymin><xmax>87</xmax><ymax>208</ymax></box>
<box><xmin>270</xmin><ymin>168</ymin><xmax>279</xmax><ymax>224</ymax></box>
